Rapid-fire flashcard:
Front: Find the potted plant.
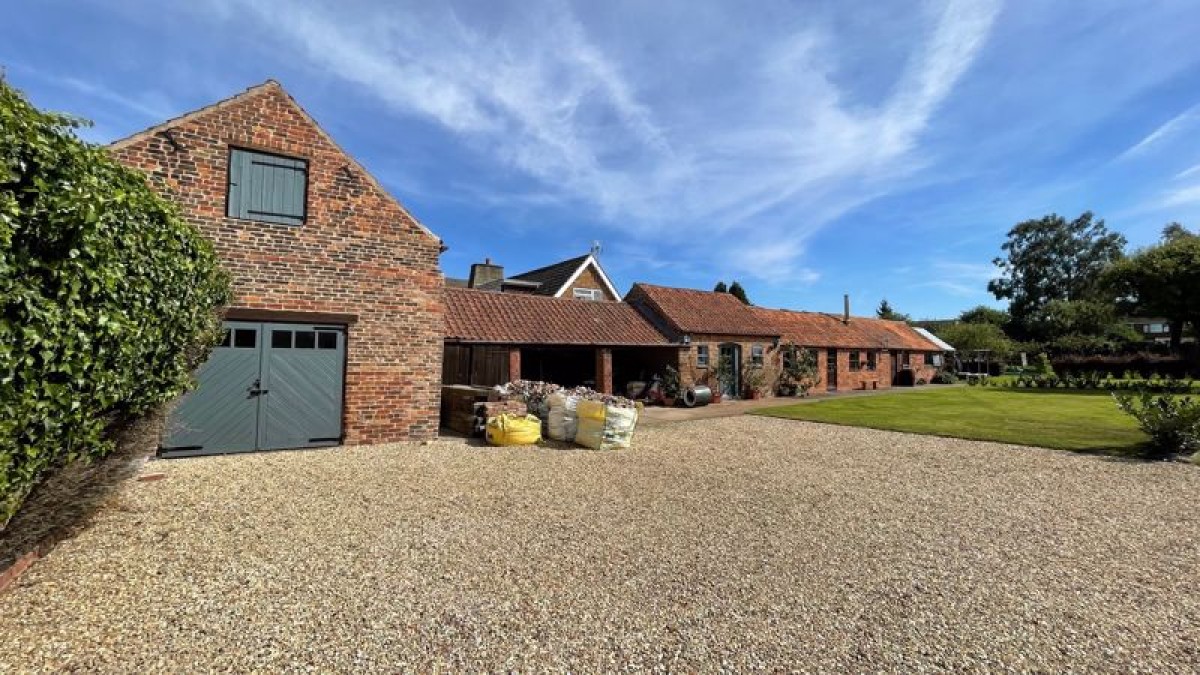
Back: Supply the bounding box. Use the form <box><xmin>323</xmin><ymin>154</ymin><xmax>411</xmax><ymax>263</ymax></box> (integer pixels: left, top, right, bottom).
<box><xmin>741</xmin><ymin>362</ymin><xmax>768</xmax><ymax>399</ymax></box>
<box><xmin>661</xmin><ymin>365</ymin><xmax>681</xmax><ymax>407</ymax></box>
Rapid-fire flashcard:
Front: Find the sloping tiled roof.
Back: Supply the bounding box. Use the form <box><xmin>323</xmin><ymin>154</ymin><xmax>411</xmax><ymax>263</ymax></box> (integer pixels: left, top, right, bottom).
<box><xmin>752</xmin><ymin>307</ymin><xmax>946</xmax><ymax>350</ymax></box>
<box><xmin>627</xmin><ymin>283</ymin><xmax>779</xmax><ymax>337</ymax></box>
<box><xmin>508</xmin><ymin>254</ymin><xmax>591</xmax><ymax>296</ymax></box>
<box><xmin>444</xmin><ymin>288</ymin><xmax>671</xmax><ymax>346</ymax></box>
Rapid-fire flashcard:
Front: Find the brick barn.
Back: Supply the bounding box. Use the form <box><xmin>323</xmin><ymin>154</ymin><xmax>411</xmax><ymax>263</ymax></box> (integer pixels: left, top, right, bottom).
<box><xmin>752</xmin><ymin>306</ymin><xmax>943</xmax><ymax>391</ymax></box>
<box><xmin>624</xmin><ymin>283</ymin><xmax>781</xmax><ymax>398</ymax></box>
<box><xmin>626</xmin><ymin>284</ymin><xmax>947</xmax><ymax>396</ymax></box>
<box><xmin>110</xmin><ymin>81</ymin><xmax>444</xmax><ymax>456</ymax></box>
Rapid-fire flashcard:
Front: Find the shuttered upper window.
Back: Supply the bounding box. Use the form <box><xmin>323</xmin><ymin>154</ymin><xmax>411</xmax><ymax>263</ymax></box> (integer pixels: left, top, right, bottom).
<box><xmin>227</xmin><ymin>148</ymin><xmax>308</xmax><ymax>225</ymax></box>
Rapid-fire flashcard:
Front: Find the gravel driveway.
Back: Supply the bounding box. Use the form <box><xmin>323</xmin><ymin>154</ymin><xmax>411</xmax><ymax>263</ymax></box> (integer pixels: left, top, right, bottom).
<box><xmin>2</xmin><ymin>416</ymin><xmax>1198</xmax><ymax>671</ymax></box>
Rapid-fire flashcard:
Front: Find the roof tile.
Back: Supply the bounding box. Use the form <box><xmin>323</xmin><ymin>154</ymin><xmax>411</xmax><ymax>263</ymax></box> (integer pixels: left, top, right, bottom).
<box><xmin>444</xmin><ymin>288</ymin><xmax>670</xmax><ymax>346</ymax></box>
<box><xmin>627</xmin><ymin>283</ymin><xmax>779</xmax><ymax>337</ymax></box>
<box><xmin>752</xmin><ymin>307</ymin><xmax>945</xmax><ymax>350</ymax></box>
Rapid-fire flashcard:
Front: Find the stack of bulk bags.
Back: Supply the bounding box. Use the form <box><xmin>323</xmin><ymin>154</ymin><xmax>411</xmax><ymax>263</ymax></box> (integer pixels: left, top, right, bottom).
<box><xmin>546</xmin><ymin>393</ymin><xmax>581</xmax><ymax>442</ymax></box>
<box><xmin>575</xmin><ymin>400</ymin><xmax>640</xmax><ymax>451</ymax></box>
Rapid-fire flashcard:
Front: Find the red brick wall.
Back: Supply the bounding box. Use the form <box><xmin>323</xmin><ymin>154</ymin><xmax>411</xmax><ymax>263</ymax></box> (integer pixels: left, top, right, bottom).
<box><xmin>817</xmin><ymin>350</ymin><xmax>940</xmax><ymax>391</ymax></box>
<box><xmin>678</xmin><ymin>341</ymin><xmax>943</xmax><ymax>396</ymax></box>
<box><xmin>677</xmin><ymin>335</ymin><xmax>780</xmax><ymax>397</ymax></box>
<box><xmin>111</xmin><ymin>83</ymin><xmax>444</xmax><ymax>444</ymax></box>
<box><xmin>818</xmin><ymin>349</ymin><xmax>892</xmax><ymax>391</ymax></box>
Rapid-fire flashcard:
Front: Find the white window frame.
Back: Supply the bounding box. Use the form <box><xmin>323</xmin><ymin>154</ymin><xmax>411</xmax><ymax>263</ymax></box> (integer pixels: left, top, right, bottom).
<box><xmin>696</xmin><ymin>345</ymin><xmax>710</xmax><ymax>368</ymax></box>
<box><xmin>573</xmin><ymin>287</ymin><xmax>603</xmax><ymax>301</ymax></box>
<box><xmin>751</xmin><ymin>344</ymin><xmax>764</xmax><ymax>366</ymax></box>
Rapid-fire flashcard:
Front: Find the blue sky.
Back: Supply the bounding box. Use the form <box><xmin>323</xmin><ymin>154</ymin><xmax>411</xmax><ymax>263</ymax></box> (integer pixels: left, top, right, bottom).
<box><xmin>6</xmin><ymin>1</ymin><xmax>1200</xmax><ymax>318</ymax></box>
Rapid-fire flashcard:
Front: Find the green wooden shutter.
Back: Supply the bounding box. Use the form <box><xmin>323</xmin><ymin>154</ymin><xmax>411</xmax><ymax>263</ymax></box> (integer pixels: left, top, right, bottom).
<box><xmin>227</xmin><ymin>148</ymin><xmax>307</xmax><ymax>225</ymax></box>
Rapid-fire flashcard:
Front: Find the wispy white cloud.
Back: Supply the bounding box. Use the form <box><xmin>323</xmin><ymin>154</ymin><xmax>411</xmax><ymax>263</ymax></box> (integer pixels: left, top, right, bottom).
<box><xmin>213</xmin><ymin>0</ymin><xmax>998</xmax><ymax>286</ymax></box>
<box><xmin>908</xmin><ymin>260</ymin><xmax>996</xmax><ymax>298</ymax></box>
<box><xmin>1174</xmin><ymin>163</ymin><xmax>1200</xmax><ymax>180</ymax></box>
<box><xmin>917</xmin><ymin>279</ymin><xmax>981</xmax><ymax>297</ymax></box>
<box><xmin>1112</xmin><ymin>181</ymin><xmax>1200</xmax><ymax>220</ymax></box>
<box><xmin>1116</xmin><ymin>103</ymin><xmax>1200</xmax><ymax>161</ymax></box>
<box><xmin>1161</xmin><ymin>183</ymin><xmax>1200</xmax><ymax>208</ymax></box>
<box><xmin>932</xmin><ymin>261</ymin><xmax>997</xmax><ymax>283</ymax></box>
<box><xmin>4</xmin><ymin>61</ymin><xmax>174</xmax><ymax>121</ymax></box>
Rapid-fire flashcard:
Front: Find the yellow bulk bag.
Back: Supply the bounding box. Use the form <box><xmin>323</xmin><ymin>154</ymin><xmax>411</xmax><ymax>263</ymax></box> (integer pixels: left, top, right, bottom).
<box><xmin>485</xmin><ymin>413</ymin><xmax>543</xmax><ymax>446</ymax></box>
<box><xmin>575</xmin><ymin>400</ymin><xmax>607</xmax><ymax>450</ymax></box>
<box><xmin>575</xmin><ymin>400</ymin><xmax>640</xmax><ymax>450</ymax></box>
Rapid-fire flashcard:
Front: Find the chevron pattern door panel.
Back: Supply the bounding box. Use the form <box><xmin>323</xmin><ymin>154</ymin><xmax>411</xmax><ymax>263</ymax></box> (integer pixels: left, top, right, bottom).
<box><xmin>161</xmin><ymin>322</ymin><xmax>263</xmax><ymax>456</ymax></box>
<box><xmin>160</xmin><ymin>321</ymin><xmax>345</xmax><ymax>457</ymax></box>
<box><xmin>259</xmin><ymin>324</ymin><xmax>345</xmax><ymax>450</ymax></box>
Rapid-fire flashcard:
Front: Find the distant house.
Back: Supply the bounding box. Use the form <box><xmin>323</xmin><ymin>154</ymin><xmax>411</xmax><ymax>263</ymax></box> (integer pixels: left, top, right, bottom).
<box><xmin>447</xmin><ymin>252</ymin><xmax>620</xmax><ymax>301</ymax></box>
<box><xmin>1123</xmin><ymin>317</ymin><xmax>1193</xmax><ymax>345</ymax></box>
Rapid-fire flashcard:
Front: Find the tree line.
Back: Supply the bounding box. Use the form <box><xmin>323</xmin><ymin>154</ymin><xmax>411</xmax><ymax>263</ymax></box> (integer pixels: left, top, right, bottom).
<box><xmin>924</xmin><ymin>212</ymin><xmax>1199</xmax><ymax>360</ymax></box>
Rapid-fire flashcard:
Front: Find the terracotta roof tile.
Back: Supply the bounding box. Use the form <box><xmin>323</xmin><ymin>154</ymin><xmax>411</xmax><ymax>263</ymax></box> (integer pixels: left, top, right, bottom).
<box><xmin>627</xmin><ymin>283</ymin><xmax>779</xmax><ymax>337</ymax></box>
<box><xmin>752</xmin><ymin>307</ymin><xmax>945</xmax><ymax>350</ymax></box>
<box><xmin>444</xmin><ymin>288</ymin><xmax>671</xmax><ymax>346</ymax></box>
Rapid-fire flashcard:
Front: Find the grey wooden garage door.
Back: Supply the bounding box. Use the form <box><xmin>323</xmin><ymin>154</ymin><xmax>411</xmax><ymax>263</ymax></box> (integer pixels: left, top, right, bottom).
<box><xmin>161</xmin><ymin>321</ymin><xmax>346</xmax><ymax>457</ymax></box>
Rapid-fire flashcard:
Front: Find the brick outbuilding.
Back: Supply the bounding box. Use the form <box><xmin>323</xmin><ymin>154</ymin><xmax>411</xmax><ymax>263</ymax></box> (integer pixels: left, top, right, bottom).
<box><xmin>110</xmin><ymin>81</ymin><xmax>445</xmax><ymax>454</ymax></box>
<box><xmin>627</xmin><ymin>283</ymin><xmax>947</xmax><ymax>397</ymax></box>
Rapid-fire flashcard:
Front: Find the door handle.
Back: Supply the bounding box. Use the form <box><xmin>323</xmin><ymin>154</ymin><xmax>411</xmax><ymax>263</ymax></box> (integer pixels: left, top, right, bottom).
<box><xmin>247</xmin><ymin>379</ymin><xmax>269</xmax><ymax>397</ymax></box>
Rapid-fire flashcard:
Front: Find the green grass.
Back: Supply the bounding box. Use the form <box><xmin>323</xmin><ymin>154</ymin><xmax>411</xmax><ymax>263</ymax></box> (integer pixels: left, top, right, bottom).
<box><xmin>753</xmin><ymin>387</ymin><xmax>1149</xmax><ymax>454</ymax></box>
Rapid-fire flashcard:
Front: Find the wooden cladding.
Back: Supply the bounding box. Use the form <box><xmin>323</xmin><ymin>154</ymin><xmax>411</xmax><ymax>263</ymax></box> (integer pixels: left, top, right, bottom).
<box><xmin>443</xmin><ymin>344</ymin><xmax>512</xmax><ymax>387</ymax></box>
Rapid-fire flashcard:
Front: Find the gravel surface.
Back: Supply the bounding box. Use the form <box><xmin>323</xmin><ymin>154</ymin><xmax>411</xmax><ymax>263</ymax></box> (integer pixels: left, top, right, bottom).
<box><xmin>2</xmin><ymin>416</ymin><xmax>1198</xmax><ymax>671</ymax></box>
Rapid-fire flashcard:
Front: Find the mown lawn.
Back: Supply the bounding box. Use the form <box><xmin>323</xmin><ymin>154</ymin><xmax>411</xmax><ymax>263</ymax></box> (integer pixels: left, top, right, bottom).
<box><xmin>753</xmin><ymin>387</ymin><xmax>1149</xmax><ymax>453</ymax></box>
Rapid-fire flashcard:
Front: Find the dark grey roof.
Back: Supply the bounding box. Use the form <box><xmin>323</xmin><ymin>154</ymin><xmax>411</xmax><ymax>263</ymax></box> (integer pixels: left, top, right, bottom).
<box><xmin>445</xmin><ymin>277</ymin><xmax>469</xmax><ymax>288</ymax></box>
<box><xmin>507</xmin><ymin>254</ymin><xmax>591</xmax><ymax>296</ymax></box>
<box><xmin>478</xmin><ymin>278</ymin><xmax>542</xmax><ymax>292</ymax></box>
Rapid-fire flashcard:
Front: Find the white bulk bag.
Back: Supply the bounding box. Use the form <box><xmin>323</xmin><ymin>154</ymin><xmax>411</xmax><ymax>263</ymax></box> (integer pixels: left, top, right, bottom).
<box><xmin>547</xmin><ymin>393</ymin><xmax>581</xmax><ymax>442</ymax></box>
<box><xmin>603</xmin><ymin>405</ymin><xmax>638</xmax><ymax>450</ymax></box>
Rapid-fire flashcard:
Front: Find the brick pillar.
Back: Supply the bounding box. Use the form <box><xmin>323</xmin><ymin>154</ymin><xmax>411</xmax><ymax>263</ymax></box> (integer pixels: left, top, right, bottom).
<box><xmin>677</xmin><ymin>346</ymin><xmax>694</xmax><ymax>387</ymax></box>
<box><xmin>595</xmin><ymin>348</ymin><xmax>613</xmax><ymax>394</ymax></box>
<box><xmin>508</xmin><ymin>347</ymin><xmax>521</xmax><ymax>382</ymax></box>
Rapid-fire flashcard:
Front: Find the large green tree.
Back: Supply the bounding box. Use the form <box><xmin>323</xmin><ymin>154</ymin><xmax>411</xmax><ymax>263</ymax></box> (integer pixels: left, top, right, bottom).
<box><xmin>1104</xmin><ymin>224</ymin><xmax>1200</xmax><ymax>351</ymax></box>
<box><xmin>713</xmin><ymin>281</ymin><xmax>728</xmax><ymax>293</ymax></box>
<box><xmin>988</xmin><ymin>211</ymin><xmax>1126</xmax><ymax>335</ymax></box>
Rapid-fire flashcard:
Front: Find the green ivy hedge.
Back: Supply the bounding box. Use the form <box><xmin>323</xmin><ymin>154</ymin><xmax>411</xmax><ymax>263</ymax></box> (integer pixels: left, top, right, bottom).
<box><xmin>0</xmin><ymin>80</ymin><xmax>231</xmax><ymax>526</ymax></box>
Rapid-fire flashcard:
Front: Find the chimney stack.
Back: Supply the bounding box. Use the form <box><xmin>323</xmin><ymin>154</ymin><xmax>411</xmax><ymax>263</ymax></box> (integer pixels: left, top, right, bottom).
<box><xmin>468</xmin><ymin>258</ymin><xmax>504</xmax><ymax>289</ymax></box>
<box><xmin>843</xmin><ymin>294</ymin><xmax>850</xmax><ymax>324</ymax></box>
